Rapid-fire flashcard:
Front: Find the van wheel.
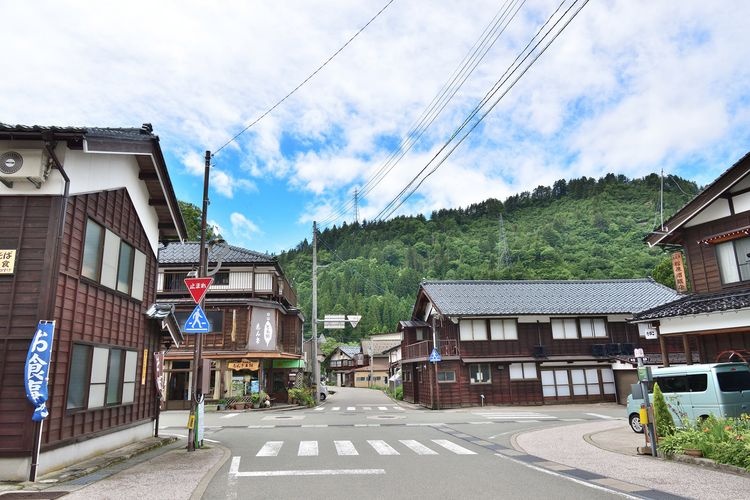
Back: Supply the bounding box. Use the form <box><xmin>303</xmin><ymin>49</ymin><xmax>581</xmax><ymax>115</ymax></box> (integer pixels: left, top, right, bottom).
<box><xmin>629</xmin><ymin>413</ymin><xmax>644</xmax><ymax>433</ymax></box>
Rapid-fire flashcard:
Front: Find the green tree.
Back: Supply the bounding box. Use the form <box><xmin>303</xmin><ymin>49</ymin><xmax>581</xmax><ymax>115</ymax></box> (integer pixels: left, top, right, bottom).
<box><xmin>178</xmin><ymin>200</ymin><xmax>217</xmax><ymax>241</ymax></box>
<box><xmin>653</xmin><ymin>382</ymin><xmax>675</xmax><ymax>438</ymax></box>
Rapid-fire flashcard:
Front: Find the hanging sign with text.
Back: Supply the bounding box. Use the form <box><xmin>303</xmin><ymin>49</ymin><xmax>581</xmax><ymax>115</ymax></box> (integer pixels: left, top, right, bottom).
<box><xmin>24</xmin><ymin>321</ymin><xmax>55</xmax><ymax>421</ymax></box>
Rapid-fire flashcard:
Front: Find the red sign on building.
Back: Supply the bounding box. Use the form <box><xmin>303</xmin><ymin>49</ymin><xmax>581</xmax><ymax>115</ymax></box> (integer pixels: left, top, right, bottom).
<box><xmin>184</xmin><ymin>277</ymin><xmax>214</xmax><ymax>303</ymax></box>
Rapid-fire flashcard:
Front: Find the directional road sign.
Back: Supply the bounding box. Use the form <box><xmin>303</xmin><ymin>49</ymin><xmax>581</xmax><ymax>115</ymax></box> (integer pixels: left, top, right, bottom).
<box><xmin>184</xmin><ymin>277</ymin><xmax>213</xmax><ymax>303</ymax></box>
<box><xmin>183</xmin><ymin>304</ymin><xmax>211</xmax><ymax>334</ymax></box>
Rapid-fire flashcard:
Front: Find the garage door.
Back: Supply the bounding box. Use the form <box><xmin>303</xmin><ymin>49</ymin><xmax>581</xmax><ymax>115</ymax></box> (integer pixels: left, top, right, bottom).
<box><xmin>541</xmin><ymin>367</ymin><xmax>616</xmax><ymax>402</ymax></box>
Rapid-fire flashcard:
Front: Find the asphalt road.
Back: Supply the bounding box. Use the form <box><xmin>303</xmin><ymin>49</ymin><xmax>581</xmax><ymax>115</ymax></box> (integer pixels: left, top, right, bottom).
<box><xmin>159</xmin><ymin>387</ymin><xmax>627</xmax><ymax>499</ymax></box>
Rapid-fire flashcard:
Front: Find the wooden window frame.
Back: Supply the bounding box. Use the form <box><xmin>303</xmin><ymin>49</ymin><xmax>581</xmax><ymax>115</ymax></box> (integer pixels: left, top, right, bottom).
<box><xmin>490</xmin><ymin>319</ymin><xmax>518</xmax><ymax>340</ymax></box>
<box><xmin>66</xmin><ymin>343</ymin><xmax>137</xmax><ymax>413</ymax></box>
<box><xmin>81</xmin><ymin>219</ymin><xmax>104</xmax><ymax>281</ymax></box>
<box><xmin>469</xmin><ymin>363</ymin><xmax>491</xmax><ymax>384</ymax></box>
<box><xmin>551</xmin><ymin>318</ymin><xmax>608</xmax><ymax>340</ymax></box>
<box><xmin>460</xmin><ymin>319</ymin><xmax>488</xmax><ymax>341</ymax></box>
<box><xmin>509</xmin><ymin>362</ymin><xmax>538</xmax><ymax>380</ymax></box>
<box><xmin>437</xmin><ymin>370</ymin><xmax>456</xmax><ymax>383</ymax></box>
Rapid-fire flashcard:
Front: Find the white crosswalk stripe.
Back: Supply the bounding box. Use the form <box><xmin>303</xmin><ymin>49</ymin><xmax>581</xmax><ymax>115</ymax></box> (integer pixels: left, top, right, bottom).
<box><xmin>347</xmin><ymin>407</ymin><xmax>356</xmax><ymax>411</ymax></box>
<box><xmin>399</xmin><ymin>439</ymin><xmax>438</xmax><ymax>455</ymax></box>
<box><xmin>334</xmin><ymin>440</ymin><xmax>359</xmax><ymax>456</ymax></box>
<box><xmin>251</xmin><ymin>439</ymin><xmax>481</xmax><ymax>458</ymax></box>
<box><xmin>378</xmin><ymin>406</ymin><xmax>388</xmax><ymax>411</ymax></box>
<box><xmin>431</xmin><ymin>439</ymin><xmax>476</xmax><ymax>455</ymax></box>
<box><xmin>257</xmin><ymin>441</ymin><xmax>283</xmax><ymax>457</ymax></box>
<box><xmin>312</xmin><ymin>405</ymin><xmax>404</xmax><ymax>412</ymax></box>
<box><xmin>298</xmin><ymin>441</ymin><xmax>318</xmax><ymax>456</ymax></box>
<box><xmin>367</xmin><ymin>440</ymin><xmax>399</xmax><ymax>455</ymax></box>
<box><xmin>472</xmin><ymin>411</ymin><xmax>555</xmax><ymax>420</ymax></box>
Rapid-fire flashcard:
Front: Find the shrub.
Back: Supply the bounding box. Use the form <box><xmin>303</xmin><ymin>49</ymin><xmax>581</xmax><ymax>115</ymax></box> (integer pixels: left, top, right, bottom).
<box><xmin>394</xmin><ymin>386</ymin><xmax>403</xmax><ymax>400</ymax></box>
<box><xmin>652</xmin><ymin>382</ymin><xmax>675</xmax><ymax>438</ymax></box>
<box><xmin>658</xmin><ymin>415</ymin><xmax>750</xmax><ymax>470</ymax></box>
<box><xmin>287</xmin><ymin>387</ymin><xmax>315</xmax><ymax>407</ymax></box>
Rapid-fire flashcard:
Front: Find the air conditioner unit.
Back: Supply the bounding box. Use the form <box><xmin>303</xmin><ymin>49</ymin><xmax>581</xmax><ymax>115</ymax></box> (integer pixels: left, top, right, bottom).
<box><xmin>0</xmin><ymin>149</ymin><xmax>51</xmax><ymax>188</ymax></box>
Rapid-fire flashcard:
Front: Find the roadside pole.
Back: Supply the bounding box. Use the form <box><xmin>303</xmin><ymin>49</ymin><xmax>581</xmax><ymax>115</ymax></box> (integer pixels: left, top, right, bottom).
<box><xmin>635</xmin><ymin>349</ymin><xmax>658</xmax><ymax>457</ymax></box>
<box><xmin>312</xmin><ymin>221</ymin><xmax>319</xmax><ymax>404</ymax></box>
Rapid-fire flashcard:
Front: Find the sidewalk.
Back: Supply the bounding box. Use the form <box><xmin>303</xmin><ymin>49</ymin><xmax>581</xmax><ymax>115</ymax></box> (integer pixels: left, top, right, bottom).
<box><xmin>512</xmin><ymin>419</ymin><xmax>750</xmax><ymax>499</ymax></box>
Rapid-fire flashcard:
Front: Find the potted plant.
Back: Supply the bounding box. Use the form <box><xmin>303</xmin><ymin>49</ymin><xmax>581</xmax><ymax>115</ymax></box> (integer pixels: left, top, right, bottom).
<box><xmin>216</xmin><ymin>399</ymin><xmax>227</xmax><ymax>411</ymax></box>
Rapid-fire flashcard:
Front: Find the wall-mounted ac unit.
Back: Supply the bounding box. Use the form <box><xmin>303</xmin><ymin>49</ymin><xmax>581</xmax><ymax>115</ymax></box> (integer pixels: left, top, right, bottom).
<box><xmin>0</xmin><ymin>149</ymin><xmax>51</xmax><ymax>188</ymax></box>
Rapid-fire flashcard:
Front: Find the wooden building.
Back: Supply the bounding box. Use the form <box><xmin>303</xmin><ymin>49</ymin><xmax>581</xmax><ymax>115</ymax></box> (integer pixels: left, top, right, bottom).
<box><xmin>633</xmin><ymin>152</ymin><xmax>750</xmax><ymax>361</ymax></box>
<box><xmin>327</xmin><ymin>345</ymin><xmax>361</xmax><ymax>387</ymax></box>
<box><xmin>156</xmin><ymin>242</ymin><xmax>304</xmax><ymax>408</ymax></box>
<box><xmin>0</xmin><ymin>124</ymin><xmax>186</xmax><ymax>480</ymax></box>
<box><xmin>399</xmin><ymin>279</ymin><xmax>682</xmax><ymax>409</ymax></box>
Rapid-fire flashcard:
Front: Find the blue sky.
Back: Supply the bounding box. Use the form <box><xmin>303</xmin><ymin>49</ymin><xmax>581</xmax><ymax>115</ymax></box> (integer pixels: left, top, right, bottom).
<box><xmin>3</xmin><ymin>0</ymin><xmax>750</xmax><ymax>254</ymax></box>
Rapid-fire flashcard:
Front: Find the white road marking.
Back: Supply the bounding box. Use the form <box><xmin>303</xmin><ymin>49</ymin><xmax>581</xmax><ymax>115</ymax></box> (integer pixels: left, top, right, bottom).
<box><xmin>378</xmin><ymin>406</ymin><xmax>388</xmax><ymax>411</ymax></box>
<box><xmin>332</xmin><ymin>407</ymin><xmax>341</xmax><ymax>411</ymax></box>
<box><xmin>354</xmin><ymin>423</ymin><xmax>380</xmax><ymax>427</ymax></box>
<box><xmin>399</xmin><ymin>439</ymin><xmax>437</xmax><ymax>455</ymax></box>
<box><xmin>257</xmin><ymin>441</ymin><xmax>283</xmax><ymax>457</ymax></box>
<box><xmin>586</xmin><ymin>413</ymin><xmax>616</xmax><ymax>420</ymax></box>
<box><xmin>368</xmin><ymin>440</ymin><xmax>399</xmax><ymax>455</ymax></box>
<box><xmin>347</xmin><ymin>407</ymin><xmax>356</xmax><ymax>411</ymax></box>
<box><xmin>468</xmin><ymin>421</ymin><xmax>493</xmax><ymax>425</ymax></box>
<box><xmin>203</xmin><ymin>438</ymin><xmax>221</xmax><ymax>444</ymax></box>
<box><xmin>298</xmin><ymin>441</ymin><xmax>318</xmax><ymax>456</ymax></box>
<box><xmin>229</xmin><ymin>456</ymin><xmax>384</xmax><ymax>477</ymax></box>
<box><xmin>314</xmin><ymin>406</ymin><xmax>325</xmax><ymax>411</ymax></box>
<box><xmin>220</xmin><ymin>413</ymin><xmax>239</xmax><ymax>419</ymax></box>
<box><xmin>432</xmin><ymin>439</ymin><xmax>477</xmax><ymax>455</ymax></box>
<box><xmin>302</xmin><ymin>424</ymin><xmax>329</xmax><ymax>428</ymax></box>
<box><xmin>334</xmin><ymin>440</ymin><xmax>358</xmax><ymax>456</ymax></box>
<box><xmin>247</xmin><ymin>425</ymin><xmax>275</xmax><ymax>429</ymax></box>
<box><xmin>363</xmin><ymin>406</ymin><xmax>372</xmax><ymax>410</ymax></box>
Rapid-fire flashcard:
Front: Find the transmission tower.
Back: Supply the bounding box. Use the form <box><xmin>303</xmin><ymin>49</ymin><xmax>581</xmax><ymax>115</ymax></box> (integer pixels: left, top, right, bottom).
<box><xmin>498</xmin><ymin>214</ymin><xmax>511</xmax><ymax>268</ymax></box>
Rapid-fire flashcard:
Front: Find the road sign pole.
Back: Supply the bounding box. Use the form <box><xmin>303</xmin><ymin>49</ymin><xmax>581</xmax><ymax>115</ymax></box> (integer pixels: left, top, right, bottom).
<box><xmin>188</xmin><ymin>150</ymin><xmax>211</xmax><ymax>452</ymax></box>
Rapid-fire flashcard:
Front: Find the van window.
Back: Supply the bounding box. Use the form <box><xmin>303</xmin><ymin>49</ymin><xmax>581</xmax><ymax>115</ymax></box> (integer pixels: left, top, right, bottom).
<box><xmin>717</xmin><ymin>371</ymin><xmax>750</xmax><ymax>392</ymax></box>
<box><xmin>654</xmin><ymin>374</ymin><xmax>707</xmax><ymax>393</ymax></box>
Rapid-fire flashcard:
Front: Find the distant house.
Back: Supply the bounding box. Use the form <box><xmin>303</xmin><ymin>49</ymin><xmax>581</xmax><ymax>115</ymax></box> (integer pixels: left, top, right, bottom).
<box><xmin>399</xmin><ymin>279</ymin><xmax>680</xmax><ymax>408</ymax></box>
<box><xmin>633</xmin><ymin>152</ymin><xmax>750</xmax><ymax>362</ymax></box>
<box><xmin>327</xmin><ymin>345</ymin><xmax>361</xmax><ymax>387</ymax></box>
<box><xmin>0</xmin><ymin>124</ymin><xmax>186</xmax><ymax>480</ymax></box>
<box><xmin>355</xmin><ymin>334</ymin><xmax>402</xmax><ymax>388</ymax></box>
<box><xmin>156</xmin><ymin>242</ymin><xmax>304</xmax><ymax>407</ymax></box>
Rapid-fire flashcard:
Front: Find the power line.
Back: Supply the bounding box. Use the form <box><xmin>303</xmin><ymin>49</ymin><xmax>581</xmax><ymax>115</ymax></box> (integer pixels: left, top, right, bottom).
<box><xmin>318</xmin><ymin>0</ymin><xmax>525</xmax><ymax>228</ymax></box>
<box><xmin>376</xmin><ymin>0</ymin><xmax>590</xmax><ymax>221</ymax></box>
<box><xmin>212</xmin><ymin>0</ymin><xmax>397</xmax><ymax>158</ymax></box>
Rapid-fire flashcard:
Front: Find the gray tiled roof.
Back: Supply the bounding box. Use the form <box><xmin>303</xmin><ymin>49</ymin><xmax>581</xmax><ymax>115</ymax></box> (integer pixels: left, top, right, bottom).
<box><xmin>339</xmin><ymin>345</ymin><xmax>361</xmax><ymax>357</ymax></box>
<box><xmin>361</xmin><ymin>339</ymin><xmax>402</xmax><ymax>355</ymax></box>
<box><xmin>633</xmin><ymin>289</ymin><xmax>750</xmax><ymax>321</ymax></box>
<box><xmin>421</xmin><ymin>279</ymin><xmax>680</xmax><ymax>316</ymax></box>
<box><xmin>0</xmin><ymin>123</ymin><xmax>156</xmax><ymax>141</ymax></box>
<box><xmin>158</xmin><ymin>242</ymin><xmax>274</xmax><ymax>265</ymax></box>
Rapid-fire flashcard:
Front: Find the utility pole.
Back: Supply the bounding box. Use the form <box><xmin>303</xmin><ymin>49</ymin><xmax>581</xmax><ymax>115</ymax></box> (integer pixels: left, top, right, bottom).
<box><xmin>312</xmin><ymin>221</ymin><xmax>320</xmax><ymax>404</ymax></box>
<box><xmin>187</xmin><ymin>150</ymin><xmax>210</xmax><ymax>452</ymax></box>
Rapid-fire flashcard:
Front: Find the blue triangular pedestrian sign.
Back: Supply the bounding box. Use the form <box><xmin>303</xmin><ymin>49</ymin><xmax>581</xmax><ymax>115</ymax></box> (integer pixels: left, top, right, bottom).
<box><xmin>183</xmin><ymin>304</ymin><xmax>210</xmax><ymax>334</ymax></box>
<box><xmin>429</xmin><ymin>347</ymin><xmax>442</xmax><ymax>363</ymax></box>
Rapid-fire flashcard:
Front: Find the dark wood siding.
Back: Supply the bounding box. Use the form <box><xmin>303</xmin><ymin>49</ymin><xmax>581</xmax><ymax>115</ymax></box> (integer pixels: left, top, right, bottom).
<box><xmin>680</xmin><ymin>212</ymin><xmax>750</xmax><ymax>293</ymax></box>
<box><xmin>0</xmin><ymin>195</ymin><xmax>62</xmax><ymax>457</ymax></box>
<box><xmin>45</xmin><ymin>189</ymin><xmax>160</xmax><ymax>452</ymax></box>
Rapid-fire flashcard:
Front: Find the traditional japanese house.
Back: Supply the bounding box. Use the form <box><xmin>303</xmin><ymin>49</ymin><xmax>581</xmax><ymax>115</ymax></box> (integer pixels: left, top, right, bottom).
<box><xmin>633</xmin><ymin>152</ymin><xmax>750</xmax><ymax>362</ymax></box>
<box><xmin>399</xmin><ymin>279</ymin><xmax>681</xmax><ymax>408</ymax></box>
<box><xmin>0</xmin><ymin>124</ymin><xmax>186</xmax><ymax>480</ymax></box>
<box><xmin>157</xmin><ymin>242</ymin><xmax>304</xmax><ymax>408</ymax></box>
<box><xmin>327</xmin><ymin>345</ymin><xmax>361</xmax><ymax>387</ymax></box>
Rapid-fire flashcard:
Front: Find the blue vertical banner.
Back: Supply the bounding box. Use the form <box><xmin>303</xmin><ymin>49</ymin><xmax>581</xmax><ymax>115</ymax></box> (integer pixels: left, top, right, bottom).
<box><xmin>24</xmin><ymin>321</ymin><xmax>55</xmax><ymax>422</ymax></box>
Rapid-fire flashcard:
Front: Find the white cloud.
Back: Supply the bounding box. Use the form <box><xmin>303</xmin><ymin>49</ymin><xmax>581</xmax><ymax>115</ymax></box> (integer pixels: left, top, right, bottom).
<box><xmin>2</xmin><ymin>1</ymin><xmax>749</xmax><ymax>250</ymax></box>
<box><xmin>230</xmin><ymin>212</ymin><xmax>261</xmax><ymax>240</ymax></box>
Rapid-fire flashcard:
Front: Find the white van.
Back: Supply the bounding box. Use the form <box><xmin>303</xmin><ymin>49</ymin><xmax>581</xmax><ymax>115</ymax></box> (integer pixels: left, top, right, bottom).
<box><xmin>626</xmin><ymin>362</ymin><xmax>750</xmax><ymax>433</ymax></box>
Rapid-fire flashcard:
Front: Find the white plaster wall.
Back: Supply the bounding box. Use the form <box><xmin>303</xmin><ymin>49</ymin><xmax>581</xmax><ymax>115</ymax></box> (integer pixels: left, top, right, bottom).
<box><xmin>0</xmin><ymin>421</ymin><xmax>153</xmax><ymax>481</ymax></box>
<box><xmin>659</xmin><ymin>308</ymin><xmax>750</xmax><ymax>335</ymax></box>
<box><xmin>684</xmin><ymin>198</ymin><xmax>732</xmax><ymax>227</ymax></box>
<box><xmin>0</xmin><ymin>145</ymin><xmax>162</xmax><ymax>256</ymax></box>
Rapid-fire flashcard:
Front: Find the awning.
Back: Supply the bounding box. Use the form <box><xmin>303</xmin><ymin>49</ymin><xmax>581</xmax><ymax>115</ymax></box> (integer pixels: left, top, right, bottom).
<box><xmin>145</xmin><ymin>303</ymin><xmax>183</xmax><ymax>348</ymax></box>
<box><xmin>272</xmin><ymin>359</ymin><xmax>305</xmax><ymax>369</ymax></box>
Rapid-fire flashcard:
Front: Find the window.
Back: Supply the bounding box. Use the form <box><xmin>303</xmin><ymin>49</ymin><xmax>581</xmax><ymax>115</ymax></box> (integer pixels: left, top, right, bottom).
<box><xmin>579</xmin><ymin>318</ymin><xmax>607</xmax><ymax>338</ymax></box>
<box><xmin>66</xmin><ymin>344</ymin><xmax>138</xmax><ymax>411</ymax></box>
<box><xmin>717</xmin><ymin>371</ymin><xmax>750</xmax><ymax>392</ymax></box>
<box><xmin>213</xmin><ymin>271</ymin><xmax>230</xmax><ymax>286</ymax></box>
<box><xmin>82</xmin><ymin>220</ymin><xmax>104</xmax><ymax>280</ymax></box>
<box><xmin>403</xmin><ymin>369</ymin><xmax>412</xmax><ymax>382</ymax></box>
<box><xmin>551</xmin><ymin>318</ymin><xmax>578</xmax><ymax>339</ymax></box>
<box><xmin>490</xmin><ymin>319</ymin><xmax>517</xmax><ymax>340</ymax></box>
<box><xmin>460</xmin><ymin>320</ymin><xmax>488</xmax><ymax>341</ymax></box>
<box><xmin>415</xmin><ymin>328</ymin><xmax>424</xmax><ymax>341</ymax></box>
<box><xmin>552</xmin><ymin>318</ymin><xmax>608</xmax><ymax>339</ymax></box>
<box><xmin>716</xmin><ymin>237</ymin><xmax>750</xmax><ymax>284</ymax></box>
<box><xmin>469</xmin><ymin>364</ymin><xmax>491</xmax><ymax>384</ymax></box>
<box><xmin>437</xmin><ymin>371</ymin><xmax>456</xmax><ymax>383</ymax></box>
<box><xmin>80</xmin><ymin>218</ymin><xmax>146</xmax><ymax>300</ymax></box>
<box><xmin>509</xmin><ymin>362</ymin><xmax>537</xmax><ymax>380</ymax></box>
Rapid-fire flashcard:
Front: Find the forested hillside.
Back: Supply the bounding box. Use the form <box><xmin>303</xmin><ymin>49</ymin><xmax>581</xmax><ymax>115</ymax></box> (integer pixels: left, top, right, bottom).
<box><xmin>276</xmin><ymin>173</ymin><xmax>699</xmax><ymax>342</ymax></box>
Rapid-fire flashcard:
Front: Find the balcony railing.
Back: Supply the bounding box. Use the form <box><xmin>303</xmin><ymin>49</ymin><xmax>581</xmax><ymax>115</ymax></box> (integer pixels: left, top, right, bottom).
<box><xmin>158</xmin><ymin>270</ymin><xmax>298</xmax><ymax>307</ymax></box>
<box><xmin>330</xmin><ymin>359</ymin><xmax>356</xmax><ymax>369</ymax></box>
<box><xmin>402</xmin><ymin>340</ymin><xmax>458</xmax><ymax>360</ymax></box>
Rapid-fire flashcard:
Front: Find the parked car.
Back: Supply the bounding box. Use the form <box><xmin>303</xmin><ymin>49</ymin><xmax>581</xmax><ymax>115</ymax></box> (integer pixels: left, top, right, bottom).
<box><xmin>626</xmin><ymin>362</ymin><xmax>750</xmax><ymax>433</ymax></box>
